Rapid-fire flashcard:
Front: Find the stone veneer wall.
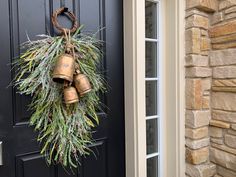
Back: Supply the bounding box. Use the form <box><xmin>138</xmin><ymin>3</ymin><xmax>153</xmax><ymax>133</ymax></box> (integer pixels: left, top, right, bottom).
<box><xmin>185</xmin><ymin>0</ymin><xmax>236</xmax><ymax>177</ymax></box>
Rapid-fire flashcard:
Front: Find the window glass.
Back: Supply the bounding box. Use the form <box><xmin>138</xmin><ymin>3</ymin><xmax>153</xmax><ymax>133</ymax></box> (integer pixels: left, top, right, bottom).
<box><xmin>147</xmin><ymin>156</ymin><xmax>158</xmax><ymax>177</ymax></box>
<box><xmin>146</xmin><ymin>81</ymin><xmax>158</xmax><ymax>116</ymax></box>
<box><xmin>145</xmin><ymin>42</ymin><xmax>158</xmax><ymax>78</ymax></box>
<box><xmin>146</xmin><ymin>119</ymin><xmax>158</xmax><ymax>154</ymax></box>
<box><xmin>145</xmin><ymin>2</ymin><xmax>158</xmax><ymax>39</ymax></box>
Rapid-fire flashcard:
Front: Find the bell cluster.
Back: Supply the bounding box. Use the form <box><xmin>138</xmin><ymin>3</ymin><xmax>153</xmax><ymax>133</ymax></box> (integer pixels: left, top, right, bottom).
<box><xmin>52</xmin><ymin>54</ymin><xmax>92</xmax><ymax>104</ymax></box>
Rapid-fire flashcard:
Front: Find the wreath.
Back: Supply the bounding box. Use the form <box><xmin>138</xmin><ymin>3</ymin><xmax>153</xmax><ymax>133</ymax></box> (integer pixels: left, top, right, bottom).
<box><xmin>13</xmin><ymin>7</ymin><xmax>106</xmax><ymax>168</ymax></box>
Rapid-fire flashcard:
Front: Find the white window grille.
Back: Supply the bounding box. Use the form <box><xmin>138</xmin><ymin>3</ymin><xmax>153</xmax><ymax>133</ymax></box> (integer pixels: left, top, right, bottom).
<box><xmin>145</xmin><ymin>0</ymin><xmax>160</xmax><ymax>176</ymax></box>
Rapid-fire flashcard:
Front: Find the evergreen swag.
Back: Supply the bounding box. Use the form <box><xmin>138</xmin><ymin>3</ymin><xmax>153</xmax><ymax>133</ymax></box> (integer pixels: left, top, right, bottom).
<box><xmin>13</xmin><ymin>16</ymin><xmax>105</xmax><ymax>168</ymax></box>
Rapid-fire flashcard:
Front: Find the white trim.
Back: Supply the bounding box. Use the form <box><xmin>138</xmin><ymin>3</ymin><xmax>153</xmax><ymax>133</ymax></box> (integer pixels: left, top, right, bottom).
<box><xmin>145</xmin><ymin>38</ymin><xmax>159</xmax><ymax>42</ymax></box>
<box><xmin>146</xmin><ymin>0</ymin><xmax>160</xmax><ymax>3</ymax></box>
<box><xmin>124</xmin><ymin>0</ymin><xmax>185</xmax><ymax>176</ymax></box>
<box><xmin>145</xmin><ymin>78</ymin><xmax>159</xmax><ymax>81</ymax></box>
<box><xmin>124</xmin><ymin>0</ymin><xmax>146</xmax><ymax>177</ymax></box>
<box><xmin>159</xmin><ymin>1</ymin><xmax>165</xmax><ymax>175</ymax></box>
<box><xmin>177</xmin><ymin>0</ymin><xmax>186</xmax><ymax>175</ymax></box>
<box><xmin>146</xmin><ymin>152</ymin><xmax>159</xmax><ymax>159</ymax></box>
<box><xmin>160</xmin><ymin>0</ymin><xmax>185</xmax><ymax>176</ymax></box>
<box><xmin>146</xmin><ymin>115</ymin><xmax>159</xmax><ymax>120</ymax></box>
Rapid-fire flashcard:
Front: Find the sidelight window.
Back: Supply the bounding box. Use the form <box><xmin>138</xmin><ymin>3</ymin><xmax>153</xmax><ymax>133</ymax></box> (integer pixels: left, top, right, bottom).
<box><xmin>145</xmin><ymin>0</ymin><xmax>160</xmax><ymax>177</ymax></box>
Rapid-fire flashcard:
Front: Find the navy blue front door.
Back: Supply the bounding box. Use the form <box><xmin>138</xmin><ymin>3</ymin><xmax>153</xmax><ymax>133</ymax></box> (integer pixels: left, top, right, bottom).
<box><xmin>0</xmin><ymin>1</ymin><xmax>125</xmax><ymax>177</ymax></box>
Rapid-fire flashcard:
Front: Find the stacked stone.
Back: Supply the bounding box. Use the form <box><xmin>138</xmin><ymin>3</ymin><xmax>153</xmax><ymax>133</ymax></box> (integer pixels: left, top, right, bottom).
<box><xmin>185</xmin><ymin>0</ymin><xmax>218</xmax><ymax>176</ymax></box>
<box><xmin>208</xmin><ymin>1</ymin><xmax>236</xmax><ymax>176</ymax></box>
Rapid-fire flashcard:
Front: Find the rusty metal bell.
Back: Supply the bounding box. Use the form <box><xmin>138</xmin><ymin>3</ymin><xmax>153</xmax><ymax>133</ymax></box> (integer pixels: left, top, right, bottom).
<box><xmin>64</xmin><ymin>86</ymin><xmax>79</xmax><ymax>104</ymax></box>
<box><xmin>53</xmin><ymin>54</ymin><xmax>75</xmax><ymax>83</ymax></box>
<box><xmin>74</xmin><ymin>73</ymin><xmax>92</xmax><ymax>96</ymax></box>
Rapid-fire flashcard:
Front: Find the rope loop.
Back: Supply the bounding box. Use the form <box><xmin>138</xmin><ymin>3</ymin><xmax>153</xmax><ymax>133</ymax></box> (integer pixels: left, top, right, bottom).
<box><xmin>52</xmin><ymin>7</ymin><xmax>78</xmax><ymax>34</ymax></box>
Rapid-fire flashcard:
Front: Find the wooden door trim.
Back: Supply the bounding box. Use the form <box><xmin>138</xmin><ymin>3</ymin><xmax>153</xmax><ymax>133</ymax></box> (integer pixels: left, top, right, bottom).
<box><xmin>123</xmin><ymin>0</ymin><xmax>186</xmax><ymax>177</ymax></box>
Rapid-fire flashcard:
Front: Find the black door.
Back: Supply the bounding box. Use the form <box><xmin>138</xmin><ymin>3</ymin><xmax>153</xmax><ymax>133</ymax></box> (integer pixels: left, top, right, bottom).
<box><xmin>0</xmin><ymin>0</ymin><xmax>124</xmax><ymax>177</ymax></box>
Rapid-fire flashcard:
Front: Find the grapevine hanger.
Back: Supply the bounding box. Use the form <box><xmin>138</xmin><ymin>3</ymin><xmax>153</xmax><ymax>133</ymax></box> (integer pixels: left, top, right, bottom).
<box><xmin>51</xmin><ymin>7</ymin><xmax>78</xmax><ymax>35</ymax></box>
<box><xmin>51</xmin><ymin>6</ymin><xmax>78</xmax><ymax>56</ymax></box>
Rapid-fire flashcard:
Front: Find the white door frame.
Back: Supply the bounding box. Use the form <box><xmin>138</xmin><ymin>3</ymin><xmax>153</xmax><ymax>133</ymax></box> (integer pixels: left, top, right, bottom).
<box><xmin>123</xmin><ymin>0</ymin><xmax>185</xmax><ymax>177</ymax></box>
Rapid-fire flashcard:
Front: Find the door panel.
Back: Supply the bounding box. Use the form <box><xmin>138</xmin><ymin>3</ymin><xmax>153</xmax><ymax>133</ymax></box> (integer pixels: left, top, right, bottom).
<box><xmin>16</xmin><ymin>153</ymin><xmax>52</xmax><ymax>177</ymax></box>
<box><xmin>0</xmin><ymin>0</ymin><xmax>124</xmax><ymax>177</ymax></box>
<box><xmin>11</xmin><ymin>0</ymin><xmax>50</xmax><ymax>126</ymax></box>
